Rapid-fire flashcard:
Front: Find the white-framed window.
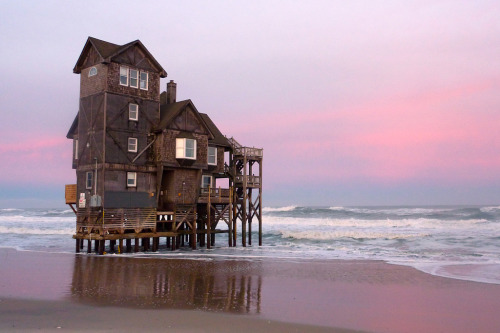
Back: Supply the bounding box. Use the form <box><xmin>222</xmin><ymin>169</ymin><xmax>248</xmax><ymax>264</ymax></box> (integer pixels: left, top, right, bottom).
<box><xmin>130</xmin><ymin>69</ymin><xmax>138</xmax><ymax>88</ymax></box>
<box><xmin>128</xmin><ymin>137</ymin><xmax>138</xmax><ymax>152</ymax></box>
<box><xmin>88</xmin><ymin>67</ymin><xmax>97</xmax><ymax>77</ymax></box>
<box><xmin>127</xmin><ymin>172</ymin><xmax>137</xmax><ymax>187</ymax></box>
<box><xmin>74</xmin><ymin>139</ymin><xmax>78</xmax><ymax>160</ymax></box>
<box><xmin>86</xmin><ymin>171</ymin><xmax>93</xmax><ymax>189</ymax></box>
<box><xmin>129</xmin><ymin>103</ymin><xmax>138</xmax><ymax>121</ymax></box>
<box><xmin>201</xmin><ymin>175</ymin><xmax>212</xmax><ymax>189</ymax></box>
<box><xmin>119</xmin><ymin>66</ymin><xmax>129</xmax><ymax>86</ymax></box>
<box><xmin>175</xmin><ymin>138</ymin><xmax>196</xmax><ymax>159</ymax></box>
<box><xmin>208</xmin><ymin>146</ymin><xmax>217</xmax><ymax>165</ymax></box>
<box><xmin>140</xmin><ymin>71</ymin><xmax>148</xmax><ymax>90</ymax></box>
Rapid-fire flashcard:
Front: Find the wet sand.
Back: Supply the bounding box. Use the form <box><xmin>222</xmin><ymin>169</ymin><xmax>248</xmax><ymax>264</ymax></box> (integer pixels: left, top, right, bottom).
<box><xmin>1</xmin><ymin>248</ymin><xmax>500</xmax><ymax>332</ymax></box>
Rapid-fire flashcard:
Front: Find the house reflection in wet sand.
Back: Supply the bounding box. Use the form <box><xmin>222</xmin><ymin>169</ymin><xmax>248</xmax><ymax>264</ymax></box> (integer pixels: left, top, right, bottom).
<box><xmin>70</xmin><ymin>255</ymin><xmax>261</xmax><ymax>313</ymax></box>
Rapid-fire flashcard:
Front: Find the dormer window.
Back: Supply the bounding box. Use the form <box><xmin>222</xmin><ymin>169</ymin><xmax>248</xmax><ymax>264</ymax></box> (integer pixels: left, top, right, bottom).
<box><xmin>176</xmin><ymin>138</ymin><xmax>196</xmax><ymax>160</ymax></box>
<box><xmin>128</xmin><ymin>137</ymin><xmax>138</xmax><ymax>152</ymax></box>
<box><xmin>208</xmin><ymin>146</ymin><xmax>217</xmax><ymax>165</ymax></box>
<box><xmin>130</xmin><ymin>69</ymin><xmax>138</xmax><ymax>88</ymax></box>
<box><xmin>140</xmin><ymin>72</ymin><xmax>148</xmax><ymax>90</ymax></box>
<box><xmin>129</xmin><ymin>104</ymin><xmax>138</xmax><ymax>121</ymax></box>
<box><xmin>120</xmin><ymin>66</ymin><xmax>128</xmax><ymax>86</ymax></box>
<box><xmin>88</xmin><ymin>67</ymin><xmax>97</xmax><ymax>77</ymax></box>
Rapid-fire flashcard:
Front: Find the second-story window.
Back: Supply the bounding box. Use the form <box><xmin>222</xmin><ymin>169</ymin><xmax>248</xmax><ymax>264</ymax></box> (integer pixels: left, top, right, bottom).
<box><xmin>130</xmin><ymin>69</ymin><xmax>138</xmax><ymax>88</ymax></box>
<box><xmin>176</xmin><ymin>138</ymin><xmax>196</xmax><ymax>160</ymax></box>
<box><xmin>128</xmin><ymin>137</ymin><xmax>138</xmax><ymax>152</ymax></box>
<box><xmin>129</xmin><ymin>104</ymin><xmax>138</xmax><ymax>121</ymax></box>
<box><xmin>140</xmin><ymin>72</ymin><xmax>148</xmax><ymax>90</ymax></box>
<box><xmin>88</xmin><ymin>67</ymin><xmax>97</xmax><ymax>77</ymax></box>
<box><xmin>208</xmin><ymin>146</ymin><xmax>217</xmax><ymax>165</ymax></box>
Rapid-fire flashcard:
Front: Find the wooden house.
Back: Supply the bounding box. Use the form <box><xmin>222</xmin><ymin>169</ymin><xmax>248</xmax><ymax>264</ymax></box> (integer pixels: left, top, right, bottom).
<box><xmin>65</xmin><ymin>37</ymin><xmax>262</xmax><ymax>254</ymax></box>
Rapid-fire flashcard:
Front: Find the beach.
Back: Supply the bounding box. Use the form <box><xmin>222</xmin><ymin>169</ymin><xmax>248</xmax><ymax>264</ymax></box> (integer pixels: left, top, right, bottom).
<box><xmin>1</xmin><ymin>248</ymin><xmax>500</xmax><ymax>332</ymax></box>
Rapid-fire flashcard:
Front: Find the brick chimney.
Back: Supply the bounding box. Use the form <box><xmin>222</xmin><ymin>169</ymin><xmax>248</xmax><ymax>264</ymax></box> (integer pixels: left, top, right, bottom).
<box><xmin>166</xmin><ymin>80</ymin><xmax>177</xmax><ymax>104</ymax></box>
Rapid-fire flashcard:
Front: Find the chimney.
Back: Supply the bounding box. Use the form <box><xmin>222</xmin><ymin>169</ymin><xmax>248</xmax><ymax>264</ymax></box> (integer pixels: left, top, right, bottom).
<box><xmin>166</xmin><ymin>80</ymin><xmax>177</xmax><ymax>104</ymax></box>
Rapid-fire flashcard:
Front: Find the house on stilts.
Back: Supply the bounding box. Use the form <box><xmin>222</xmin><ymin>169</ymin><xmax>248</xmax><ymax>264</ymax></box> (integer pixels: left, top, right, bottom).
<box><xmin>65</xmin><ymin>37</ymin><xmax>263</xmax><ymax>254</ymax></box>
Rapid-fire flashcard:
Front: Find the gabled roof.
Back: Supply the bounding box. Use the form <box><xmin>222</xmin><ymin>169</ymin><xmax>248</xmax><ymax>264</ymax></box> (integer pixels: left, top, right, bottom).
<box><xmin>66</xmin><ymin>113</ymin><xmax>78</xmax><ymax>139</ymax></box>
<box><xmin>158</xmin><ymin>100</ymin><xmax>192</xmax><ymax>130</ymax></box>
<box><xmin>73</xmin><ymin>37</ymin><xmax>167</xmax><ymax>77</ymax></box>
<box><xmin>158</xmin><ymin>100</ymin><xmax>228</xmax><ymax>144</ymax></box>
<box><xmin>199</xmin><ymin>113</ymin><xmax>231</xmax><ymax>148</ymax></box>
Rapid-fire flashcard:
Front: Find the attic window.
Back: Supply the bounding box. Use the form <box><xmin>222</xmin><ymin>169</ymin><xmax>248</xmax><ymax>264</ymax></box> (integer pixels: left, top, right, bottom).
<box><xmin>176</xmin><ymin>138</ymin><xmax>196</xmax><ymax>160</ymax></box>
<box><xmin>129</xmin><ymin>104</ymin><xmax>138</xmax><ymax>121</ymax></box>
<box><xmin>120</xmin><ymin>66</ymin><xmax>128</xmax><ymax>86</ymax></box>
<box><xmin>128</xmin><ymin>137</ymin><xmax>138</xmax><ymax>152</ymax></box>
<box><xmin>88</xmin><ymin>67</ymin><xmax>97</xmax><ymax>77</ymax></box>
<box><xmin>208</xmin><ymin>146</ymin><xmax>217</xmax><ymax>165</ymax></box>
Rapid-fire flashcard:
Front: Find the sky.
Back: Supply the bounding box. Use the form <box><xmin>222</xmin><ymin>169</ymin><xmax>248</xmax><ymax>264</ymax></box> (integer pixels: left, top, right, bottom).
<box><xmin>1</xmin><ymin>0</ymin><xmax>500</xmax><ymax>208</ymax></box>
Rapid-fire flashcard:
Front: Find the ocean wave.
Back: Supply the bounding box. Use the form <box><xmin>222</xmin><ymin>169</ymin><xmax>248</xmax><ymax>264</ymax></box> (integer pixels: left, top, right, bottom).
<box><xmin>280</xmin><ymin>230</ymin><xmax>428</xmax><ymax>241</ymax></box>
<box><xmin>262</xmin><ymin>205</ymin><xmax>297</xmax><ymax>212</ymax></box>
<box><xmin>480</xmin><ymin>206</ymin><xmax>500</xmax><ymax>213</ymax></box>
<box><xmin>0</xmin><ymin>215</ymin><xmax>74</xmax><ymax>223</ymax></box>
<box><xmin>328</xmin><ymin>206</ymin><xmax>454</xmax><ymax>216</ymax></box>
<box><xmin>0</xmin><ymin>226</ymin><xmax>74</xmax><ymax>235</ymax></box>
<box><xmin>263</xmin><ymin>215</ymin><xmax>488</xmax><ymax>229</ymax></box>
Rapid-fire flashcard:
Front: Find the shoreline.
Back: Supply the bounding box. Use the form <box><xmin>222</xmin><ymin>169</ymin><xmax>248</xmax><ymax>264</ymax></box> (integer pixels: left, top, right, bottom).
<box><xmin>1</xmin><ymin>248</ymin><xmax>500</xmax><ymax>332</ymax></box>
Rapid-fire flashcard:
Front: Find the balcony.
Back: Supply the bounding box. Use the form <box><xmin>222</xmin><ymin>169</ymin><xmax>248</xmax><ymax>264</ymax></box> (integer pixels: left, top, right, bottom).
<box><xmin>234</xmin><ymin>175</ymin><xmax>261</xmax><ymax>187</ymax></box>
<box><xmin>198</xmin><ymin>187</ymin><xmax>231</xmax><ymax>204</ymax></box>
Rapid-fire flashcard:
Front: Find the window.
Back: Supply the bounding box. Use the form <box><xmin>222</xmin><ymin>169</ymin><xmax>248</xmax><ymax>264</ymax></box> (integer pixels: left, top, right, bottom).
<box><xmin>208</xmin><ymin>146</ymin><xmax>217</xmax><ymax>165</ymax></box>
<box><xmin>74</xmin><ymin>139</ymin><xmax>78</xmax><ymax>160</ymax></box>
<box><xmin>175</xmin><ymin>138</ymin><xmax>196</xmax><ymax>159</ymax></box>
<box><xmin>201</xmin><ymin>175</ymin><xmax>212</xmax><ymax>189</ymax></box>
<box><xmin>120</xmin><ymin>66</ymin><xmax>128</xmax><ymax>86</ymax></box>
<box><xmin>130</xmin><ymin>69</ymin><xmax>138</xmax><ymax>88</ymax></box>
<box><xmin>129</xmin><ymin>104</ymin><xmax>138</xmax><ymax>121</ymax></box>
<box><xmin>88</xmin><ymin>67</ymin><xmax>97</xmax><ymax>77</ymax></box>
<box><xmin>127</xmin><ymin>172</ymin><xmax>137</xmax><ymax>187</ymax></box>
<box><xmin>140</xmin><ymin>72</ymin><xmax>148</xmax><ymax>90</ymax></box>
<box><xmin>128</xmin><ymin>137</ymin><xmax>138</xmax><ymax>152</ymax></box>
<box><xmin>86</xmin><ymin>172</ymin><xmax>93</xmax><ymax>189</ymax></box>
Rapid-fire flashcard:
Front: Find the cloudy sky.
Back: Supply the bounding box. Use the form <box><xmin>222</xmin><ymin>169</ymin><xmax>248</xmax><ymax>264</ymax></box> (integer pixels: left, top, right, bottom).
<box><xmin>1</xmin><ymin>0</ymin><xmax>499</xmax><ymax>207</ymax></box>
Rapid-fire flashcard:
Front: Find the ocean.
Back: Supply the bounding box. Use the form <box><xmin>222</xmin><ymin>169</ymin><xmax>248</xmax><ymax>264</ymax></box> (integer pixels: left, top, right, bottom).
<box><xmin>1</xmin><ymin>205</ymin><xmax>499</xmax><ymax>285</ymax></box>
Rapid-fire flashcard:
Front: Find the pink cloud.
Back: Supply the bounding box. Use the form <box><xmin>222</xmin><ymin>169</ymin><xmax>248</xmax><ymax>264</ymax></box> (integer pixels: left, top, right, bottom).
<box><xmin>225</xmin><ymin>78</ymin><xmax>500</xmax><ymax>187</ymax></box>
<box><xmin>0</xmin><ymin>135</ymin><xmax>74</xmax><ymax>185</ymax></box>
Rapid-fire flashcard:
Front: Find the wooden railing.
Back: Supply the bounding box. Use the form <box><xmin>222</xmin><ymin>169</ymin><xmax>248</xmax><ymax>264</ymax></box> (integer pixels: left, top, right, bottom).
<box><xmin>199</xmin><ymin>187</ymin><xmax>231</xmax><ymax>202</ymax></box>
<box><xmin>76</xmin><ymin>208</ymin><xmax>156</xmax><ymax>234</ymax></box>
<box><xmin>233</xmin><ymin>146</ymin><xmax>263</xmax><ymax>158</ymax></box>
<box><xmin>234</xmin><ymin>175</ymin><xmax>261</xmax><ymax>187</ymax></box>
<box><xmin>228</xmin><ymin>137</ymin><xmax>263</xmax><ymax>158</ymax></box>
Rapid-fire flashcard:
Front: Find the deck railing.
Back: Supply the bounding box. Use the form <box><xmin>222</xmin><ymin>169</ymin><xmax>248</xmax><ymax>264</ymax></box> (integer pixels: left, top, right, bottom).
<box><xmin>233</xmin><ymin>146</ymin><xmax>263</xmax><ymax>158</ymax></box>
<box><xmin>199</xmin><ymin>187</ymin><xmax>231</xmax><ymax>199</ymax></box>
<box><xmin>234</xmin><ymin>175</ymin><xmax>261</xmax><ymax>186</ymax></box>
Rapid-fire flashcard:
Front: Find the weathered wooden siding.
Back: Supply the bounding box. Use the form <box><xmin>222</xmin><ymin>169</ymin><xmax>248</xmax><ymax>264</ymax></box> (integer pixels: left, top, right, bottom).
<box><xmin>155</xmin><ymin>130</ymin><xmax>209</xmax><ymax>169</ymax></box>
<box><xmin>104</xmin><ymin>93</ymin><xmax>159</xmax><ymax>166</ymax></box>
<box><xmin>77</xmin><ymin>93</ymin><xmax>105</xmax><ymax>166</ymax></box>
<box><xmin>80</xmin><ymin>63</ymin><xmax>108</xmax><ymax>98</ymax></box>
<box><xmin>107</xmin><ymin>62</ymin><xmax>160</xmax><ymax>102</ymax></box>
